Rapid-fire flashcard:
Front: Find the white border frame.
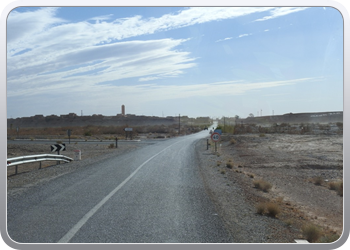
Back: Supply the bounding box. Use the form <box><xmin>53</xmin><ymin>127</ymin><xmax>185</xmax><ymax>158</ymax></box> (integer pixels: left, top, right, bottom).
<box><xmin>1</xmin><ymin>1</ymin><xmax>349</xmax><ymax>249</ymax></box>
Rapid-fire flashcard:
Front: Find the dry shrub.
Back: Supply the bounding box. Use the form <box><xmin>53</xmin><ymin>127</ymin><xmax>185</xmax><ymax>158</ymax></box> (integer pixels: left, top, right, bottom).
<box><xmin>265</xmin><ymin>202</ymin><xmax>281</xmax><ymax>217</ymax></box>
<box><xmin>284</xmin><ymin>219</ymin><xmax>293</xmax><ymax>227</ymax></box>
<box><xmin>256</xmin><ymin>203</ymin><xmax>265</xmax><ymax>215</ymax></box>
<box><xmin>329</xmin><ymin>180</ymin><xmax>343</xmax><ymax>196</ymax></box>
<box><xmin>313</xmin><ymin>176</ymin><xmax>324</xmax><ymax>186</ymax></box>
<box><xmin>230</xmin><ymin>138</ymin><xmax>237</xmax><ymax>144</ymax></box>
<box><xmin>329</xmin><ymin>181</ymin><xmax>340</xmax><ymax>190</ymax></box>
<box><xmin>253</xmin><ymin>179</ymin><xmax>272</xmax><ymax>192</ymax></box>
<box><xmin>256</xmin><ymin>202</ymin><xmax>280</xmax><ymax>217</ymax></box>
<box><xmin>337</xmin><ymin>181</ymin><xmax>343</xmax><ymax>196</ymax></box>
<box><xmin>226</xmin><ymin>162</ymin><xmax>233</xmax><ymax>169</ymax></box>
<box><xmin>302</xmin><ymin>224</ymin><xmax>322</xmax><ymax>243</ymax></box>
<box><xmin>247</xmin><ymin>173</ymin><xmax>254</xmax><ymax>178</ymax></box>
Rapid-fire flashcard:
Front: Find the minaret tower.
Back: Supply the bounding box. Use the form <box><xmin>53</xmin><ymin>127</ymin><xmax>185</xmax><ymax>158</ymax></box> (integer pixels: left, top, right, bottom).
<box><xmin>121</xmin><ymin>105</ymin><xmax>125</xmax><ymax>116</ymax></box>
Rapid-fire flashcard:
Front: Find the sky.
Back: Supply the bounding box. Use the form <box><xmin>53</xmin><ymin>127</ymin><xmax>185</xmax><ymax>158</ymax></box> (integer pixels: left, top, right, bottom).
<box><xmin>6</xmin><ymin>6</ymin><xmax>344</xmax><ymax>119</ymax></box>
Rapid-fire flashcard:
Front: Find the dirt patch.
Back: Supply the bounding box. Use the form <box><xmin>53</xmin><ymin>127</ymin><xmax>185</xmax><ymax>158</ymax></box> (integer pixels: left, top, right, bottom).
<box><xmin>196</xmin><ymin>133</ymin><xmax>343</xmax><ymax>243</ymax></box>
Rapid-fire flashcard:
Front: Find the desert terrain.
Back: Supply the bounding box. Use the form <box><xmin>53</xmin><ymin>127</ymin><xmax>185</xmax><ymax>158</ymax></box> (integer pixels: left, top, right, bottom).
<box><xmin>196</xmin><ymin>131</ymin><xmax>343</xmax><ymax>242</ymax></box>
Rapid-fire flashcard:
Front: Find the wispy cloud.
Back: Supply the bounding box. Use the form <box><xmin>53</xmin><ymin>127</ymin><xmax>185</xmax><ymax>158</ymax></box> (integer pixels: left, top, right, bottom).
<box><xmin>215</xmin><ymin>37</ymin><xmax>233</xmax><ymax>42</ymax></box>
<box><xmin>7</xmin><ymin>7</ymin><xmax>276</xmax><ymax>56</ymax></box>
<box><xmin>238</xmin><ymin>34</ymin><xmax>251</xmax><ymax>38</ymax></box>
<box><xmin>7</xmin><ymin>7</ymin><xmax>277</xmax><ymax>98</ymax></box>
<box><xmin>7</xmin><ymin>38</ymin><xmax>196</xmax><ymax>96</ymax></box>
<box><xmin>139</xmin><ymin>76</ymin><xmax>161</xmax><ymax>82</ymax></box>
<box><xmin>7</xmin><ymin>6</ymin><xmax>311</xmax><ymax>102</ymax></box>
<box><xmin>254</xmin><ymin>7</ymin><xmax>309</xmax><ymax>22</ymax></box>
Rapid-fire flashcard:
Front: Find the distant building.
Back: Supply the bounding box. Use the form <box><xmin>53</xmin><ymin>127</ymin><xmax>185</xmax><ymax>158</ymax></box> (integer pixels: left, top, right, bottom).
<box><xmin>121</xmin><ymin>105</ymin><xmax>125</xmax><ymax>116</ymax></box>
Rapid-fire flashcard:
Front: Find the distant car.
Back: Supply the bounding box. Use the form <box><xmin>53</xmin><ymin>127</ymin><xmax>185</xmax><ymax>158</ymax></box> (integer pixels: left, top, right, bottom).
<box><xmin>204</xmin><ymin>127</ymin><xmax>208</xmax><ymax>130</ymax></box>
<box><xmin>209</xmin><ymin>130</ymin><xmax>213</xmax><ymax>134</ymax></box>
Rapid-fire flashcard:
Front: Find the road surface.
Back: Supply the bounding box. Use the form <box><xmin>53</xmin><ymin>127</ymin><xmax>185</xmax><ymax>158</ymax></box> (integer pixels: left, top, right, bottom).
<box><xmin>7</xmin><ymin>130</ymin><xmax>233</xmax><ymax>243</ymax></box>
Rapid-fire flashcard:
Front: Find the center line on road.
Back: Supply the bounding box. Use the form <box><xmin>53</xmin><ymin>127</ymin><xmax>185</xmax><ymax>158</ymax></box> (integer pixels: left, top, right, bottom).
<box><xmin>57</xmin><ymin>139</ymin><xmax>183</xmax><ymax>243</ymax></box>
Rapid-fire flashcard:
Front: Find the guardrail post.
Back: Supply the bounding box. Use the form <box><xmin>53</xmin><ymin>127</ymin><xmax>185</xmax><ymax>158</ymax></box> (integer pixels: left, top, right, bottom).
<box><xmin>39</xmin><ymin>162</ymin><xmax>42</xmax><ymax>169</ymax></box>
<box><xmin>15</xmin><ymin>165</ymin><xmax>18</xmax><ymax>175</ymax></box>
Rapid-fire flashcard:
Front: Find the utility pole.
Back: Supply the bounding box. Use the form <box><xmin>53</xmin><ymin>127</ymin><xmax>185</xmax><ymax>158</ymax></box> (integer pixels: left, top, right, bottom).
<box><xmin>178</xmin><ymin>114</ymin><xmax>180</xmax><ymax>135</ymax></box>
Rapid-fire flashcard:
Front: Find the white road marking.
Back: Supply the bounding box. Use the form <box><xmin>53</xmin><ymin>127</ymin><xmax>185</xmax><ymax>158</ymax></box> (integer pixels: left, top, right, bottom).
<box><xmin>57</xmin><ymin>139</ymin><xmax>183</xmax><ymax>243</ymax></box>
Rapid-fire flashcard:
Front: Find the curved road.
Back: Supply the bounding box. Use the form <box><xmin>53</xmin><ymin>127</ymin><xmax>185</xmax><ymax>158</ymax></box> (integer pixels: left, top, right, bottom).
<box><xmin>7</xmin><ymin>130</ymin><xmax>233</xmax><ymax>243</ymax></box>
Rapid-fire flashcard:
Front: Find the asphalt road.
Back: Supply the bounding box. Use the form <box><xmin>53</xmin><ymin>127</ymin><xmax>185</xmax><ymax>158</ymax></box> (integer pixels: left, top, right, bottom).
<box><xmin>7</xmin><ymin>130</ymin><xmax>233</xmax><ymax>243</ymax></box>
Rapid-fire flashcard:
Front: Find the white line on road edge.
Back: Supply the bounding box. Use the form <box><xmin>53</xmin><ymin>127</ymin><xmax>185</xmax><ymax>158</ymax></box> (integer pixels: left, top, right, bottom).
<box><xmin>57</xmin><ymin>139</ymin><xmax>183</xmax><ymax>243</ymax></box>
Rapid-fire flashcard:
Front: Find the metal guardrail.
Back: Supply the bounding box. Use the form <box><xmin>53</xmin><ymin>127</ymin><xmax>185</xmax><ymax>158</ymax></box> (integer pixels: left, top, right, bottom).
<box><xmin>7</xmin><ymin>154</ymin><xmax>73</xmax><ymax>167</ymax></box>
<box><xmin>7</xmin><ymin>154</ymin><xmax>74</xmax><ymax>174</ymax></box>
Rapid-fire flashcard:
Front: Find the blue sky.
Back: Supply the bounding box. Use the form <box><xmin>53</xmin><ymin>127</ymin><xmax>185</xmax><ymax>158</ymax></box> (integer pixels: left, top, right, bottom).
<box><xmin>6</xmin><ymin>6</ymin><xmax>343</xmax><ymax>119</ymax></box>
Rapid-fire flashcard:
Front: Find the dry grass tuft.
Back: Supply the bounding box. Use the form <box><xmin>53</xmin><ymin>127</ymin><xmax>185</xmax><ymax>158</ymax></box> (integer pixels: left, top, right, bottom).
<box><xmin>226</xmin><ymin>162</ymin><xmax>234</xmax><ymax>169</ymax></box>
<box><xmin>302</xmin><ymin>224</ymin><xmax>322</xmax><ymax>243</ymax></box>
<box><xmin>247</xmin><ymin>173</ymin><xmax>255</xmax><ymax>178</ymax></box>
<box><xmin>256</xmin><ymin>203</ymin><xmax>265</xmax><ymax>215</ymax></box>
<box><xmin>253</xmin><ymin>179</ymin><xmax>272</xmax><ymax>192</ymax></box>
<box><xmin>230</xmin><ymin>138</ymin><xmax>237</xmax><ymax>144</ymax></box>
<box><xmin>329</xmin><ymin>181</ymin><xmax>343</xmax><ymax>197</ymax></box>
<box><xmin>313</xmin><ymin>176</ymin><xmax>324</xmax><ymax>186</ymax></box>
<box><xmin>256</xmin><ymin>202</ymin><xmax>280</xmax><ymax>218</ymax></box>
<box><xmin>265</xmin><ymin>202</ymin><xmax>281</xmax><ymax>217</ymax></box>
